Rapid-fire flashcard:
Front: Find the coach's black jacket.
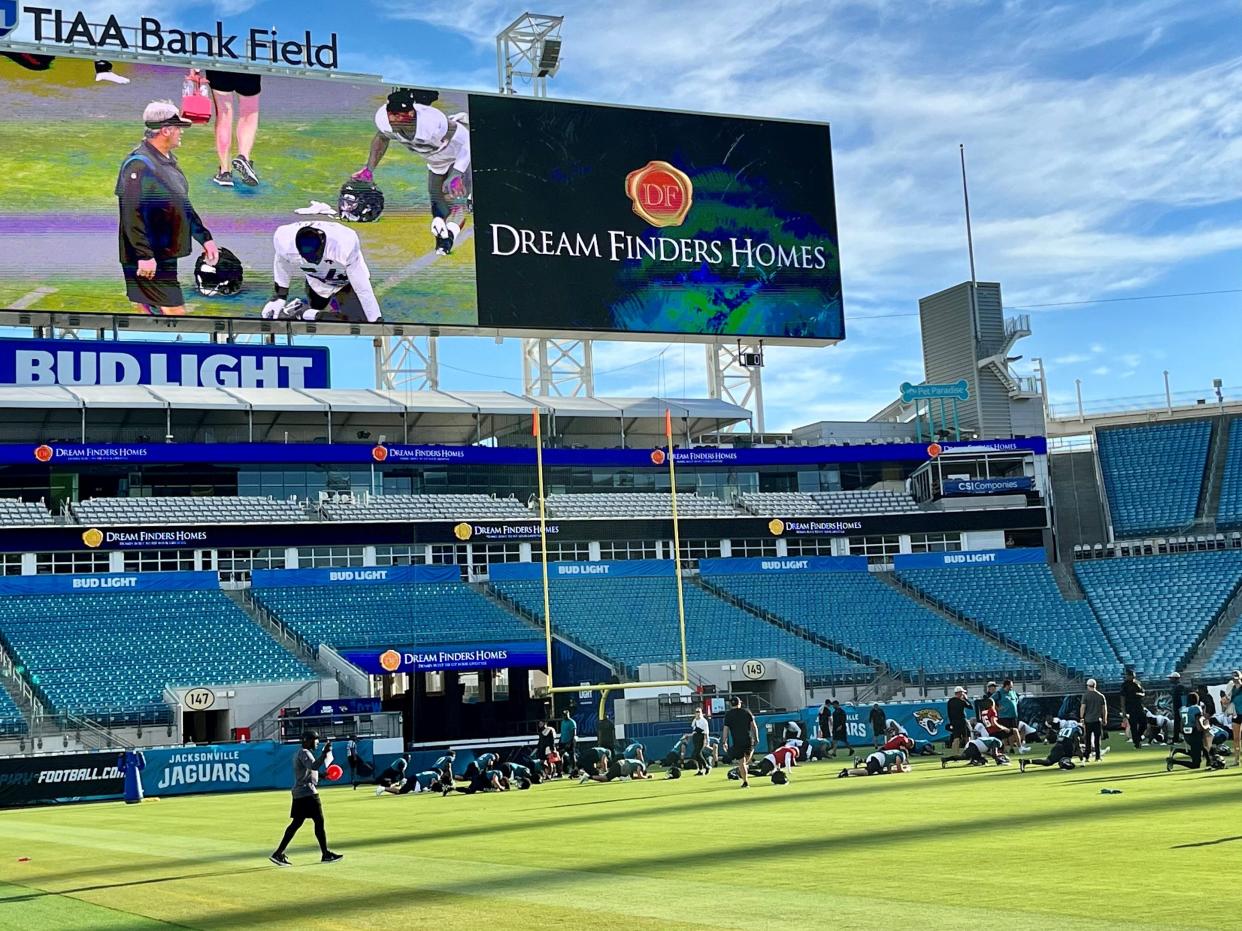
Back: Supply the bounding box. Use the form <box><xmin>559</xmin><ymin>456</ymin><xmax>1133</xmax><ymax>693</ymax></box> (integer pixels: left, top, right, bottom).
<box><xmin>115</xmin><ymin>140</ymin><xmax>212</xmax><ymax>264</ymax></box>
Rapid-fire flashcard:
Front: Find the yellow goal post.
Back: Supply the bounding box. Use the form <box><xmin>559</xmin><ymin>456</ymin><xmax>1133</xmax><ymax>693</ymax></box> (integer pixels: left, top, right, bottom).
<box><xmin>532</xmin><ymin>408</ymin><xmax>690</xmax><ymax>719</ymax></box>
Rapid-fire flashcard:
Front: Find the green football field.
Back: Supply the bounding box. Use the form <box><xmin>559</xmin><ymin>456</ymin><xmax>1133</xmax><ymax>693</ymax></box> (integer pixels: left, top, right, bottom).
<box><xmin>0</xmin><ymin>743</ymin><xmax>1233</xmax><ymax>930</ymax></box>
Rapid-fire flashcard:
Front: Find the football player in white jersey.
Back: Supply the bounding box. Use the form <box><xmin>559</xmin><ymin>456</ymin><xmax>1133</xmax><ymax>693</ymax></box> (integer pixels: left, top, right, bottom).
<box><xmin>261</xmin><ymin>221</ymin><xmax>382</xmax><ymax>324</ymax></box>
<box><xmin>351</xmin><ymin>88</ymin><xmax>471</xmax><ymax>255</ymax></box>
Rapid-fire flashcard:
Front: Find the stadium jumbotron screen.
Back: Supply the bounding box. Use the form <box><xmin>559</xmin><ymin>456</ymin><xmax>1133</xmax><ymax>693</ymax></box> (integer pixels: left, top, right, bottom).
<box><xmin>0</xmin><ymin>55</ymin><xmax>843</xmax><ymax>342</ymax></box>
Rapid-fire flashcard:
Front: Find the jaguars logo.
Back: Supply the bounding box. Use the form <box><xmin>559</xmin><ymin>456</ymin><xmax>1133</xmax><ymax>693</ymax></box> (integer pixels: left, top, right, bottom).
<box><xmin>81</xmin><ymin>528</ymin><xmax>104</xmax><ymax>549</ymax></box>
<box><xmin>913</xmin><ymin>708</ymin><xmax>943</xmax><ymax>736</ymax></box>
<box><xmin>378</xmin><ymin>650</ymin><xmax>402</xmax><ymax>673</ymax></box>
<box><xmin>767</xmin><ymin>518</ymin><xmax>785</xmax><ymax>537</ymax></box>
<box><xmin>453</xmin><ymin>522</ymin><xmax>473</xmax><ymax>541</ymax></box>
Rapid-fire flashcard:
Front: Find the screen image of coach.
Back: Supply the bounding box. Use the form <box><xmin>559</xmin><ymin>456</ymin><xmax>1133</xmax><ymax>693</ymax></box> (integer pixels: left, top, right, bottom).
<box><xmin>0</xmin><ymin>59</ymin><xmax>477</xmax><ymax>326</ymax></box>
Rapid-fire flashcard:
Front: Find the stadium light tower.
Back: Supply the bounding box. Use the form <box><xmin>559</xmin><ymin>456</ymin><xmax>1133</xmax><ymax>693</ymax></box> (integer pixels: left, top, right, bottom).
<box><xmin>496</xmin><ymin>13</ymin><xmax>564</xmax><ymax>97</ymax></box>
<box><xmin>495</xmin><ymin>13</ymin><xmax>592</xmax><ymax>397</ymax></box>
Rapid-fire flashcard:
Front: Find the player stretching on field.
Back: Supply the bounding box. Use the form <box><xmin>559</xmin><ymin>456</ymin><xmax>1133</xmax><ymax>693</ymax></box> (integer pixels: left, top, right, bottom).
<box><xmin>838</xmin><ymin>748</ymin><xmax>909</xmax><ymax>778</ymax></box>
<box><xmin>584</xmin><ymin>758</ymin><xmax>651</xmax><ymax>783</ymax></box>
<box><xmin>1020</xmin><ymin>719</ymin><xmax>1085</xmax><ymax>772</ymax></box>
<box><xmin>577</xmin><ymin>745</ymin><xmax>612</xmax><ymax>782</ymax></box>
<box><xmin>941</xmin><ymin>735</ymin><xmax>1008</xmax><ymax>768</ymax></box>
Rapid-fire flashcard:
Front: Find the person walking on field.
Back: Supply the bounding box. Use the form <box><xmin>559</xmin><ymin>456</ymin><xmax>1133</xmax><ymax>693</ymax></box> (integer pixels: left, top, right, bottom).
<box><xmin>1080</xmin><ymin>679</ymin><xmax>1108</xmax><ymax>762</ymax></box>
<box><xmin>270</xmin><ymin>731</ymin><xmax>342</xmax><ymax>866</ymax></box>
<box><xmin>722</xmin><ymin>696</ymin><xmax>758</xmax><ymax>788</ymax></box>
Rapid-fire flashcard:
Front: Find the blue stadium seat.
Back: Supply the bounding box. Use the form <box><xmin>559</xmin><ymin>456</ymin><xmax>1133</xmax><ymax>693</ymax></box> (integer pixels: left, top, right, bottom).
<box><xmin>1216</xmin><ymin>418</ymin><xmax>1242</xmax><ymax>531</ymax></box>
<box><xmin>897</xmin><ymin>564</ymin><xmax>1123</xmax><ymax>681</ymax></box>
<box><xmin>700</xmin><ymin>569</ymin><xmax>1036</xmax><ymax>684</ymax></box>
<box><xmin>253</xmin><ymin>581</ymin><xmax>543</xmax><ymax>652</ymax></box>
<box><xmin>488</xmin><ymin>574</ymin><xmax>873</xmax><ymax>686</ymax></box>
<box><xmin>0</xmin><ymin>589</ymin><xmax>314</xmax><ymax>719</ymax></box>
<box><xmin>1096</xmin><ymin>420</ymin><xmax>1211</xmax><ymax>536</ymax></box>
<box><xmin>1075</xmin><ymin>551</ymin><xmax>1242</xmax><ymax>679</ymax></box>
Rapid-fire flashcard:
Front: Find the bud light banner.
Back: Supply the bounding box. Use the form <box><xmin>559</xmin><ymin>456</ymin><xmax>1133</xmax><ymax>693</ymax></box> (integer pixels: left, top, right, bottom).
<box><xmin>487</xmin><ymin>559</ymin><xmax>674</xmax><ymax>581</ymax></box>
<box><xmin>0</xmin><ymin>570</ymin><xmax>217</xmax><ymax>595</ymax></box>
<box><xmin>942</xmin><ymin>477</ymin><xmax>1034</xmax><ymax>496</ymax></box>
<box><xmin>341</xmin><ymin>640</ymin><xmax>547</xmax><ymax>674</ymax></box>
<box><xmin>699</xmin><ymin>556</ymin><xmax>866</xmax><ymax>575</ymax></box>
<box><xmin>892</xmin><ymin>548</ymin><xmax>1046</xmax><ymax>569</ymax></box>
<box><xmin>251</xmin><ymin>565</ymin><xmax>459</xmax><ymax>589</ymax></box>
<box><xmin>0</xmin><ymin>337</ymin><xmax>329</xmax><ymax>389</ymax></box>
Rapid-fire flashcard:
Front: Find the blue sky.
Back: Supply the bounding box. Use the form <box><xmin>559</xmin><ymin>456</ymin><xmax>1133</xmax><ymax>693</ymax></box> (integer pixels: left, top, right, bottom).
<box><xmin>13</xmin><ymin>0</ymin><xmax>1242</xmax><ymax>428</ymax></box>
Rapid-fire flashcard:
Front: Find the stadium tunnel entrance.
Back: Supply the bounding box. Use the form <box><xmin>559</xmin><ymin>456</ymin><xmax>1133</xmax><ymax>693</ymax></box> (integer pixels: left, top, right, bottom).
<box><xmin>384</xmin><ymin>664</ymin><xmax>549</xmax><ymax>745</ymax></box>
<box><xmin>349</xmin><ymin>638</ymin><xmax>617</xmax><ymax>747</ymax></box>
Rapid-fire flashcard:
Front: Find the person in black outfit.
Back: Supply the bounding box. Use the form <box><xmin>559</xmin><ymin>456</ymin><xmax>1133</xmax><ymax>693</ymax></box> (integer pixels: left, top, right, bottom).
<box><xmin>817</xmin><ymin>699</ymin><xmax>834</xmax><ymax>755</ymax></box>
<box><xmin>116</xmin><ymin>101</ymin><xmax>218</xmax><ymax>315</ymax></box>
<box><xmin>1121</xmin><ymin>669</ymin><xmax>1147</xmax><ymax>749</ymax></box>
<box><xmin>687</xmin><ymin>708</ymin><xmax>711</xmax><ymax>775</ymax></box>
<box><xmin>869</xmin><ymin>704</ymin><xmax>886</xmax><ymax>749</ymax></box>
<box><xmin>947</xmin><ymin>686</ymin><xmax>971</xmax><ymax>749</ymax></box>
<box><xmin>721</xmin><ymin>696</ymin><xmax>757</xmax><ymax>788</ymax></box>
<box><xmin>831</xmin><ymin>700</ymin><xmax>849</xmax><ymax>754</ymax></box>
<box><xmin>1168</xmin><ymin>672</ymin><xmax>1187</xmax><ymax>742</ymax></box>
<box><xmin>1199</xmin><ymin>685</ymin><xmax>1217</xmax><ymax>719</ymax></box>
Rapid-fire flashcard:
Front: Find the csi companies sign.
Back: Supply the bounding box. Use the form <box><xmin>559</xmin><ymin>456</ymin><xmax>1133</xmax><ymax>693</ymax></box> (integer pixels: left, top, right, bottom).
<box><xmin>2</xmin><ymin>6</ymin><xmax>339</xmax><ymax>68</ymax></box>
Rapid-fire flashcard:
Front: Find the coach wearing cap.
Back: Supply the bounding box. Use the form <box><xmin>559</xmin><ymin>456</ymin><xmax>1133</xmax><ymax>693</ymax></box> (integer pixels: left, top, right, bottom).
<box><xmin>115</xmin><ymin>100</ymin><xmax>218</xmax><ymax>315</ymax></box>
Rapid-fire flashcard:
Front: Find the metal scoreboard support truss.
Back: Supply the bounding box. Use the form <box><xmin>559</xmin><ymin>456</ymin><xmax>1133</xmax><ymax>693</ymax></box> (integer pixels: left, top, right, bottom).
<box><xmin>374</xmin><ymin>334</ymin><xmax>439</xmax><ymax>391</ymax></box>
<box><xmin>494</xmin><ymin>14</ymin><xmax>588</xmax><ymax>399</ymax></box>
<box><xmin>522</xmin><ymin>338</ymin><xmax>594</xmax><ymax>397</ymax></box>
<box><xmin>707</xmin><ymin>341</ymin><xmax>766</xmax><ymax>433</ymax></box>
<box><xmin>496</xmin><ymin>12</ymin><xmax>564</xmax><ymax>97</ymax></box>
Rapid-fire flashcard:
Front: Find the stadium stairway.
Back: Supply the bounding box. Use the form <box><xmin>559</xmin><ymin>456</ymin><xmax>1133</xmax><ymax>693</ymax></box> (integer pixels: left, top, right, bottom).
<box><xmin>1197</xmin><ymin>414</ymin><xmax>1232</xmax><ymax>529</ymax></box>
<box><xmin>879</xmin><ymin>573</ymin><xmax>1072</xmax><ymax>690</ymax></box>
<box><xmin>228</xmin><ymin>589</ymin><xmax>356</xmax><ymax>693</ymax></box>
<box><xmin>691</xmin><ymin>575</ymin><xmax>883</xmax><ymax>677</ymax></box>
<box><xmin>1179</xmin><ymin>581</ymin><xmax>1242</xmax><ymax>681</ymax></box>
<box><xmin>477</xmin><ymin>581</ymin><xmax>638</xmax><ymax>681</ymax></box>
<box><xmin>0</xmin><ymin>639</ymin><xmax>36</xmax><ymax>735</ymax></box>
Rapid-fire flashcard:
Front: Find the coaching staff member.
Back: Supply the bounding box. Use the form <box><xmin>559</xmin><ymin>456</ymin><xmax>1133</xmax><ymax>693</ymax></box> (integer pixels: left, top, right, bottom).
<box><xmin>1079</xmin><ymin>678</ymin><xmax>1108</xmax><ymax>762</ymax></box>
<box><xmin>1121</xmin><ymin>669</ymin><xmax>1147</xmax><ymax>749</ymax></box>
<box><xmin>947</xmin><ymin>685</ymin><xmax>971</xmax><ymax>749</ymax></box>
<box><xmin>722</xmin><ymin>696</ymin><xmax>758</xmax><ymax>788</ymax></box>
<box><xmin>116</xmin><ymin>100</ymin><xmax>218</xmax><ymax>315</ymax></box>
<box><xmin>270</xmin><ymin>731</ymin><xmax>342</xmax><ymax>866</ymax></box>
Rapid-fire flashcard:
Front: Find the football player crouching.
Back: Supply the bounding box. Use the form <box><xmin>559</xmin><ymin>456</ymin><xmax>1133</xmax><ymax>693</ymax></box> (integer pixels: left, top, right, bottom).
<box><xmin>261</xmin><ymin>221</ymin><xmax>382</xmax><ymax>324</ymax></box>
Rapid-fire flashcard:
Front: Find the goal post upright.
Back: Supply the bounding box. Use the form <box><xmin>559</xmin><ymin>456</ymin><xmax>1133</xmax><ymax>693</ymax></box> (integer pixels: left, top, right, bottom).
<box><xmin>539</xmin><ymin>408</ymin><xmax>691</xmax><ymax>711</ymax></box>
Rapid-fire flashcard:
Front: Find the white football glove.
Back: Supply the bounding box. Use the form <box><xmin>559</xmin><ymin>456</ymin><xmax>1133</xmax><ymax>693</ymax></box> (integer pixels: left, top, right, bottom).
<box><xmin>261</xmin><ymin>298</ymin><xmax>286</xmax><ymax>319</ymax></box>
<box><xmin>430</xmin><ymin>217</ymin><xmax>447</xmax><ymax>237</ymax></box>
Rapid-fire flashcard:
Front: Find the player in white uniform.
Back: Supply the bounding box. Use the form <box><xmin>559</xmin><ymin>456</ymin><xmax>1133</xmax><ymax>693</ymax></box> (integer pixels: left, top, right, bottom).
<box><xmin>352</xmin><ymin>88</ymin><xmax>471</xmax><ymax>255</ymax></box>
<box><xmin>261</xmin><ymin>221</ymin><xmax>382</xmax><ymax>324</ymax></box>
<box><xmin>1145</xmin><ymin>708</ymin><xmax>1173</xmax><ymax>744</ymax></box>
